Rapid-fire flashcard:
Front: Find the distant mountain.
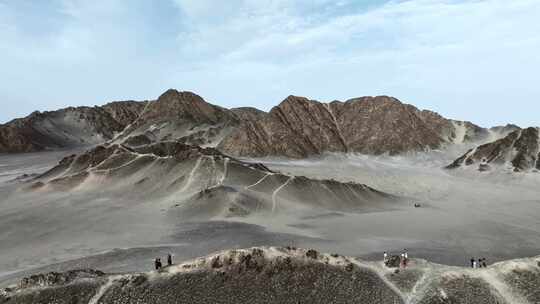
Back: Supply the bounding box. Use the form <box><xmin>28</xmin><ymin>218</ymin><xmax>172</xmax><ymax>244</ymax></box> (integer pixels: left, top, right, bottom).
<box><xmin>0</xmin><ymin>89</ymin><xmax>514</xmax><ymax>157</ymax></box>
<box><xmin>0</xmin><ymin>101</ymin><xmax>146</xmax><ymax>153</ymax></box>
<box><xmin>447</xmin><ymin>127</ymin><xmax>540</xmax><ymax>172</ymax></box>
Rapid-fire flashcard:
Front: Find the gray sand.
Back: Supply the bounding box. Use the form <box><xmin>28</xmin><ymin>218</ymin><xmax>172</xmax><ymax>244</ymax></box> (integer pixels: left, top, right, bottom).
<box><xmin>1</xmin><ymin>145</ymin><xmax>539</xmax><ymax>285</ymax></box>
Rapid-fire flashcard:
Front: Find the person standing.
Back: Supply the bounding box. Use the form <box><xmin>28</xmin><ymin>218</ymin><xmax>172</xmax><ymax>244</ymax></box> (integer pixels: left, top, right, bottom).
<box><xmin>154</xmin><ymin>258</ymin><xmax>160</xmax><ymax>270</ymax></box>
<box><xmin>383</xmin><ymin>251</ymin><xmax>388</xmax><ymax>262</ymax></box>
<box><xmin>167</xmin><ymin>253</ymin><xmax>173</xmax><ymax>266</ymax></box>
<box><xmin>473</xmin><ymin>259</ymin><xmax>477</xmax><ymax>269</ymax></box>
<box><xmin>470</xmin><ymin>258</ymin><xmax>475</xmax><ymax>268</ymax></box>
<box><xmin>403</xmin><ymin>249</ymin><xmax>408</xmax><ymax>268</ymax></box>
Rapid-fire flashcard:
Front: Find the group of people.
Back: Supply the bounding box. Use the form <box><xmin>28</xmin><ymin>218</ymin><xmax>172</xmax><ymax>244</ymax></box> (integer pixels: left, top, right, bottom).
<box><xmin>154</xmin><ymin>253</ymin><xmax>173</xmax><ymax>270</ymax></box>
<box><xmin>470</xmin><ymin>257</ymin><xmax>488</xmax><ymax>268</ymax></box>
<box><xmin>383</xmin><ymin>251</ymin><xmax>489</xmax><ymax>269</ymax></box>
<box><xmin>383</xmin><ymin>249</ymin><xmax>409</xmax><ymax>268</ymax></box>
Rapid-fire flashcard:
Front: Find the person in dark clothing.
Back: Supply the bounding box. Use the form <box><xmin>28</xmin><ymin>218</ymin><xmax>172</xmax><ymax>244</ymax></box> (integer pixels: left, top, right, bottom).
<box><xmin>481</xmin><ymin>258</ymin><xmax>487</xmax><ymax>268</ymax></box>
<box><xmin>167</xmin><ymin>253</ymin><xmax>172</xmax><ymax>266</ymax></box>
<box><xmin>154</xmin><ymin>258</ymin><xmax>160</xmax><ymax>270</ymax></box>
<box><xmin>470</xmin><ymin>258</ymin><xmax>475</xmax><ymax>268</ymax></box>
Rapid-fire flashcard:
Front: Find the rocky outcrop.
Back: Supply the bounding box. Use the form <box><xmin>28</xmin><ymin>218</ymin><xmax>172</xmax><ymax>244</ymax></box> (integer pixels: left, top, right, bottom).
<box><xmin>384</xmin><ymin>255</ymin><xmax>402</xmax><ymax>268</ymax></box>
<box><xmin>447</xmin><ymin>127</ymin><xmax>540</xmax><ymax>172</ymax></box>
<box><xmin>0</xmin><ymin>101</ymin><xmax>146</xmax><ymax>153</ymax></box>
<box><xmin>2</xmin><ymin>247</ymin><xmax>539</xmax><ymax>304</ymax></box>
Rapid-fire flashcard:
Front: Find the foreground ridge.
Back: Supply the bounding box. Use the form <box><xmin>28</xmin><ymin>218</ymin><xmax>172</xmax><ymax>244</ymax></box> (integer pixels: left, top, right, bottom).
<box><xmin>2</xmin><ymin>247</ymin><xmax>539</xmax><ymax>304</ymax></box>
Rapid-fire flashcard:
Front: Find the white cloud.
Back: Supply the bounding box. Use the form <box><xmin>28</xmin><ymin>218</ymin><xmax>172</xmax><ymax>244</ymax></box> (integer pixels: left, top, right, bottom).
<box><xmin>1</xmin><ymin>0</ymin><xmax>539</xmax><ymax>127</ymax></box>
<box><xmin>168</xmin><ymin>0</ymin><xmax>540</xmax><ymax>127</ymax></box>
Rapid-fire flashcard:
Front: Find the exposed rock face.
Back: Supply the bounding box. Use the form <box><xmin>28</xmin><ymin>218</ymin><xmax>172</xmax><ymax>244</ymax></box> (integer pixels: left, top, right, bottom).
<box><xmin>447</xmin><ymin>127</ymin><xmax>540</xmax><ymax>172</ymax></box>
<box><xmin>384</xmin><ymin>255</ymin><xmax>402</xmax><ymax>268</ymax></box>
<box><xmin>2</xmin><ymin>247</ymin><xmax>539</xmax><ymax>304</ymax></box>
<box><xmin>219</xmin><ymin>95</ymin><xmax>486</xmax><ymax>158</ymax></box>
<box><xmin>231</xmin><ymin>107</ymin><xmax>267</xmax><ymax>121</ymax></box>
<box><xmin>0</xmin><ymin>101</ymin><xmax>146</xmax><ymax>153</ymax></box>
<box><xmin>333</xmin><ymin>97</ymin><xmax>447</xmax><ymax>155</ymax></box>
<box><xmin>101</xmin><ymin>100</ymin><xmax>148</xmax><ymax>127</ymax></box>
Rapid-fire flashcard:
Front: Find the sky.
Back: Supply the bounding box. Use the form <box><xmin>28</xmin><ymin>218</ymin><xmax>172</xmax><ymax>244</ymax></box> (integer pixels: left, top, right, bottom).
<box><xmin>0</xmin><ymin>0</ymin><xmax>539</xmax><ymax>127</ymax></box>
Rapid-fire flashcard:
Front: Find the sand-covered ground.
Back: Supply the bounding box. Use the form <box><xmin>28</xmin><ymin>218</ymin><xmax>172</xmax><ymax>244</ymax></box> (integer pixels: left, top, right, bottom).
<box><xmin>1</xmin><ymin>145</ymin><xmax>539</xmax><ymax>286</ymax></box>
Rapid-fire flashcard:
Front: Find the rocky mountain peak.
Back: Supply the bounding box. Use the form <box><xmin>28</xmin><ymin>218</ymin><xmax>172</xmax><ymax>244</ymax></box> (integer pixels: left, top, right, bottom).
<box><xmin>135</xmin><ymin>89</ymin><xmax>234</xmax><ymax>125</ymax></box>
<box><xmin>158</xmin><ymin>89</ymin><xmax>205</xmax><ymax>103</ymax></box>
<box><xmin>277</xmin><ymin>95</ymin><xmax>312</xmax><ymax>106</ymax></box>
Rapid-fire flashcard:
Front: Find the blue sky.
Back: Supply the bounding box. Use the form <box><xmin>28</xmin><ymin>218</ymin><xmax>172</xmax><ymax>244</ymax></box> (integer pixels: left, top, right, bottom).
<box><xmin>1</xmin><ymin>0</ymin><xmax>539</xmax><ymax>127</ymax></box>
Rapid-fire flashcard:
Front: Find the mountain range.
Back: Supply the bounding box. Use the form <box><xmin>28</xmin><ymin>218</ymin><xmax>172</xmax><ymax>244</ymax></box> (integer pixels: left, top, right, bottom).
<box><xmin>1</xmin><ymin>89</ymin><xmax>536</xmax><ymax>172</ymax></box>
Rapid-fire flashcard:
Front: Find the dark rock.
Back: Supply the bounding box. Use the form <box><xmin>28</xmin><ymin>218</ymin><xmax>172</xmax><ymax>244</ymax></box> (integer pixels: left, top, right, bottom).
<box><xmin>211</xmin><ymin>257</ymin><xmax>223</xmax><ymax>269</ymax></box>
<box><xmin>123</xmin><ymin>134</ymin><xmax>153</xmax><ymax>147</ymax></box>
<box><xmin>478</xmin><ymin>163</ymin><xmax>491</xmax><ymax>172</ymax></box>
<box><xmin>385</xmin><ymin>255</ymin><xmax>402</xmax><ymax>268</ymax></box>
<box><xmin>306</xmin><ymin>249</ymin><xmax>319</xmax><ymax>260</ymax></box>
